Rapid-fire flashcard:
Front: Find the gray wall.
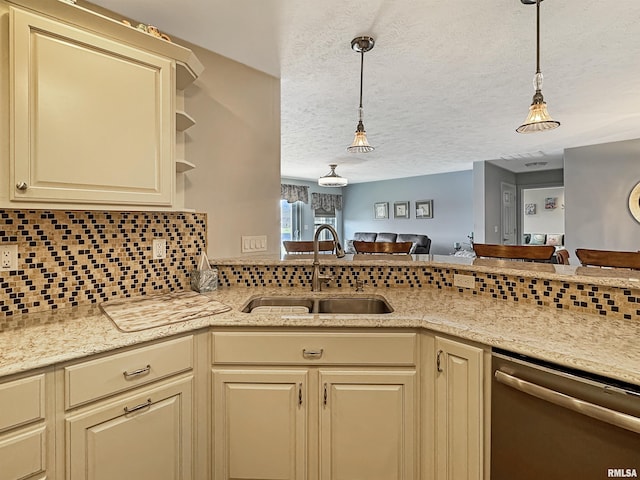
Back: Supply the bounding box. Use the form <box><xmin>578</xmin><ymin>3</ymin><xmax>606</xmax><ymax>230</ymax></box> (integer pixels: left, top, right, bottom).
<box><xmin>473</xmin><ymin>162</ymin><xmax>516</xmax><ymax>244</ymax></box>
<box><xmin>342</xmin><ymin>171</ymin><xmax>473</xmax><ymax>255</ymax></box>
<box><xmin>182</xmin><ymin>41</ymin><xmax>281</xmax><ymax>258</ymax></box>
<box><xmin>565</xmin><ymin>139</ymin><xmax>640</xmax><ymax>256</ymax></box>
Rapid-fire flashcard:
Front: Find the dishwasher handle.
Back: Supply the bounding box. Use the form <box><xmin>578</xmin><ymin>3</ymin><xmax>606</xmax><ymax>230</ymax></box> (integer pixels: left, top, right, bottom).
<box><xmin>495</xmin><ymin>370</ymin><xmax>640</xmax><ymax>435</ymax></box>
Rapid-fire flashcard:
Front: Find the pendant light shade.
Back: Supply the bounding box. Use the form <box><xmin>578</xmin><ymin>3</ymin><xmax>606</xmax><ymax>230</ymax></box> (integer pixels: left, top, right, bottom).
<box><xmin>516</xmin><ymin>0</ymin><xmax>560</xmax><ymax>134</ymax></box>
<box><xmin>318</xmin><ymin>164</ymin><xmax>348</xmax><ymax>187</ymax></box>
<box><xmin>347</xmin><ymin>36</ymin><xmax>375</xmax><ymax>153</ymax></box>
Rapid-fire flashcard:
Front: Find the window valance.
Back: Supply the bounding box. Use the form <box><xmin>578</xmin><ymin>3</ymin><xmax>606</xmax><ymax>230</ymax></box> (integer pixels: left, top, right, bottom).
<box><xmin>280</xmin><ymin>184</ymin><xmax>309</xmax><ymax>204</ymax></box>
<box><xmin>312</xmin><ymin>193</ymin><xmax>343</xmax><ymax>214</ymax></box>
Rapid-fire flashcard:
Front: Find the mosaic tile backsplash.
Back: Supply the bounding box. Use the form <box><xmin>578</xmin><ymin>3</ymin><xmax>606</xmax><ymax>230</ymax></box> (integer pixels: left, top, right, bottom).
<box><xmin>216</xmin><ymin>264</ymin><xmax>640</xmax><ymax>321</ymax></box>
<box><xmin>0</xmin><ymin>210</ymin><xmax>207</xmax><ymax>317</ymax></box>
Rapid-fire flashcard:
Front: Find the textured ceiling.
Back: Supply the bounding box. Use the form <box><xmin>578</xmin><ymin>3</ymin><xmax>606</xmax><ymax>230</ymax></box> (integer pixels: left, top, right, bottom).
<box><xmin>91</xmin><ymin>0</ymin><xmax>640</xmax><ymax>183</ymax></box>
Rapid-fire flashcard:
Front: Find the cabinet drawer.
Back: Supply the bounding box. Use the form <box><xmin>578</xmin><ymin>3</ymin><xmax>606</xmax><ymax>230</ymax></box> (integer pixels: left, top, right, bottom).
<box><xmin>0</xmin><ymin>374</ymin><xmax>45</xmax><ymax>432</ymax></box>
<box><xmin>65</xmin><ymin>336</ymin><xmax>193</xmax><ymax>409</ymax></box>
<box><xmin>212</xmin><ymin>332</ymin><xmax>417</xmax><ymax>366</ymax></box>
<box><xmin>0</xmin><ymin>426</ymin><xmax>46</xmax><ymax>480</ymax></box>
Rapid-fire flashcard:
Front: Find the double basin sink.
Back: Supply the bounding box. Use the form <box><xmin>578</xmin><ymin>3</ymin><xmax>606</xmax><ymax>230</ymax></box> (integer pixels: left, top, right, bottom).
<box><xmin>242</xmin><ymin>295</ymin><xmax>393</xmax><ymax>315</ymax></box>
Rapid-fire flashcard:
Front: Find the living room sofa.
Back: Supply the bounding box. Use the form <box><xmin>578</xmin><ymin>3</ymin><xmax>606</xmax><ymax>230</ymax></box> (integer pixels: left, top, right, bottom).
<box><xmin>523</xmin><ymin>233</ymin><xmax>564</xmax><ymax>247</ymax></box>
<box><xmin>347</xmin><ymin>232</ymin><xmax>431</xmax><ymax>254</ymax></box>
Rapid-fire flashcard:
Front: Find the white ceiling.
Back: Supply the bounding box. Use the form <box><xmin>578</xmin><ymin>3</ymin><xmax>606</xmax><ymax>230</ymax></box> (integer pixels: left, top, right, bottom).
<box><xmin>91</xmin><ymin>0</ymin><xmax>640</xmax><ymax>183</ymax></box>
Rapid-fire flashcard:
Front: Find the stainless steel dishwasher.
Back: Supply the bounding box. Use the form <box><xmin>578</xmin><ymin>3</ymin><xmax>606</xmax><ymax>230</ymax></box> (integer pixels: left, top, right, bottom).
<box><xmin>491</xmin><ymin>348</ymin><xmax>640</xmax><ymax>480</ymax></box>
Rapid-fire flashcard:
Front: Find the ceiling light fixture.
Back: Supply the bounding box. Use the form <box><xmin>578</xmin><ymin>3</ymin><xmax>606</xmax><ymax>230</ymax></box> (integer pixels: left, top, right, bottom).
<box><xmin>347</xmin><ymin>36</ymin><xmax>375</xmax><ymax>153</ymax></box>
<box><xmin>516</xmin><ymin>0</ymin><xmax>560</xmax><ymax>134</ymax></box>
<box><xmin>318</xmin><ymin>164</ymin><xmax>348</xmax><ymax>187</ymax></box>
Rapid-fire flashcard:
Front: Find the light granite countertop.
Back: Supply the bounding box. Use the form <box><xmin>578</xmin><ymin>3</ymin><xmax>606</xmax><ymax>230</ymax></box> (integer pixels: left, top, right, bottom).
<box><xmin>212</xmin><ymin>254</ymin><xmax>640</xmax><ymax>289</ymax></box>
<box><xmin>1</xmin><ymin>285</ymin><xmax>638</xmax><ymax>386</ymax></box>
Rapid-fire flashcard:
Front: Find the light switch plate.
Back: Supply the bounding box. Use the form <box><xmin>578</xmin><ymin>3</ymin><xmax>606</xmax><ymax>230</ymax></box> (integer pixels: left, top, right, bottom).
<box><xmin>241</xmin><ymin>235</ymin><xmax>267</xmax><ymax>253</ymax></box>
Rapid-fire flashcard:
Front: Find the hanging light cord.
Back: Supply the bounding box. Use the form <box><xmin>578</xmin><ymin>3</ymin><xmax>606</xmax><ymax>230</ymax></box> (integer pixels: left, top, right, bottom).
<box><xmin>358</xmin><ymin>49</ymin><xmax>365</xmax><ymax>110</ymax></box>
<box><xmin>535</xmin><ymin>0</ymin><xmax>541</xmax><ymax>75</ymax></box>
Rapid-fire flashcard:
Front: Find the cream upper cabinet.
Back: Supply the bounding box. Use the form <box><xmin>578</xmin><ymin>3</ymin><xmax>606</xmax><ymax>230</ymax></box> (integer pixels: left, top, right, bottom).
<box><xmin>434</xmin><ymin>336</ymin><xmax>484</xmax><ymax>480</ymax></box>
<box><xmin>319</xmin><ymin>370</ymin><xmax>416</xmax><ymax>480</ymax></box>
<box><xmin>9</xmin><ymin>6</ymin><xmax>175</xmax><ymax>207</ymax></box>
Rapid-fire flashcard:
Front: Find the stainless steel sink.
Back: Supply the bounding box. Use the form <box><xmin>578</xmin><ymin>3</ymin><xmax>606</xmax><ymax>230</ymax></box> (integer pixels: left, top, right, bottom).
<box><xmin>242</xmin><ymin>295</ymin><xmax>393</xmax><ymax>314</ymax></box>
<box><xmin>241</xmin><ymin>296</ymin><xmax>315</xmax><ymax>313</ymax></box>
<box><xmin>315</xmin><ymin>297</ymin><xmax>393</xmax><ymax>314</ymax></box>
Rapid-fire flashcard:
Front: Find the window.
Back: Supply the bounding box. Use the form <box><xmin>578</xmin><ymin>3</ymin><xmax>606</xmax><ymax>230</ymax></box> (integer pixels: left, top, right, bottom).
<box><xmin>314</xmin><ymin>207</ymin><xmax>337</xmax><ymax>241</ymax></box>
<box><xmin>280</xmin><ymin>200</ymin><xmax>303</xmax><ymax>253</ymax></box>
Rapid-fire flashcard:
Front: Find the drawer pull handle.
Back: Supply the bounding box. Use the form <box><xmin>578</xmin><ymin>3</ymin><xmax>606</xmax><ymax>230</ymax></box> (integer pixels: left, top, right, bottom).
<box><xmin>124</xmin><ymin>398</ymin><xmax>152</xmax><ymax>414</ymax></box>
<box><xmin>16</xmin><ymin>182</ymin><xmax>28</xmax><ymax>191</ymax></box>
<box><xmin>302</xmin><ymin>349</ymin><xmax>324</xmax><ymax>359</ymax></box>
<box><xmin>123</xmin><ymin>364</ymin><xmax>151</xmax><ymax>379</ymax></box>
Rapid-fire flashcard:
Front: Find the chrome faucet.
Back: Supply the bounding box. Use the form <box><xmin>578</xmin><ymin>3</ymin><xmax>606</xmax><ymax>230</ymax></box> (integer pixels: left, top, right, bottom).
<box><xmin>311</xmin><ymin>225</ymin><xmax>345</xmax><ymax>292</ymax></box>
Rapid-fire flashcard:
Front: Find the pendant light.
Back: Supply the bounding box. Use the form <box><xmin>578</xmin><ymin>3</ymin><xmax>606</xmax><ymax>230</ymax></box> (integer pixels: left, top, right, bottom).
<box><xmin>516</xmin><ymin>0</ymin><xmax>560</xmax><ymax>134</ymax></box>
<box><xmin>318</xmin><ymin>164</ymin><xmax>348</xmax><ymax>187</ymax></box>
<box><xmin>347</xmin><ymin>36</ymin><xmax>375</xmax><ymax>153</ymax></box>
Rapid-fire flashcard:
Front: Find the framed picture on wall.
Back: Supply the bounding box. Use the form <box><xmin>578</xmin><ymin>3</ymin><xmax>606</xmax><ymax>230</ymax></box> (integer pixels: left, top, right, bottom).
<box><xmin>545</xmin><ymin>197</ymin><xmax>557</xmax><ymax>210</ymax></box>
<box><xmin>415</xmin><ymin>199</ymin><xmax>433</xmax><ymax>219</ymax></box>
<box><xmin>394</xmin><ymin>201</ymin><xmax>410</xmax><ymax>219</ymax></box>
<box><xmin>525</xmin><ymin>203</ymin><xmax>536</xmax><ymax>215</ymax></box>
<box><xmin>374</xmin><ymin>202</ymin><xmax>389</xmax><ymax>220</ymax></box>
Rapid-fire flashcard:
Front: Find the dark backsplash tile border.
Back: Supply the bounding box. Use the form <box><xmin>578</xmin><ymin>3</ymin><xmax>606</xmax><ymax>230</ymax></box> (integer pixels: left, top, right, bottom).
<box><xmin>216</xmin><ymin>264</ymin><xmax>639</xmax><ymax>321</ymax></box>
<box><xmin>0</xmin><ymin>210</ymin><xmax>207</xmax><ymax>320</ymax></box>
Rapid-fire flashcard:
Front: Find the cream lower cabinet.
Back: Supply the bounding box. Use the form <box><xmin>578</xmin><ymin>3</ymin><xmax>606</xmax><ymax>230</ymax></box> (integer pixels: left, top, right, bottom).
<box><xmin>0</xmin><ymin>370</ymin><xmax>54</xmax><ymax>480</ymax></box>
<box><xmin>434</xmin><ymin>336</ymin><xmax>484</xmax><ymax>480</ymax></box>
<box><xmin>319</xmin><ymin>370</ymin><xmax>416</xmax><ymax>480</ymax></box>
<box><xmin>211</xmin><ymin>330</ymin><xmax>418</xmax><ymax>480</ymax></box>
<box><xmin>65</xmin><ymin>375</ymin><xmax>193</xmax><ymax>480</ymax></box>
<box><xmin>61</xmin><ymin>334</ymin><xmax>197</xmax><ymax>480</ymax></box>
<box><xmin>212</xmin><ymin>370</ymin><xmax>308</xmax><ymax>480</ymax></box>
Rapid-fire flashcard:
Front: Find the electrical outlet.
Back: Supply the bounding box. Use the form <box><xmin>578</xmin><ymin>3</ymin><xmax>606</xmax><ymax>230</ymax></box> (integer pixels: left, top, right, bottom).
<box><xmin>1</xmin><ymin>244</ymin><xmax>18</xmax><ymax>271</ymax></box>
<box><xmin>152</xmin><ymin>239</ymin><xmax>167</xmax><ymax>260</ymax></box>
<box><xmin>454</xmin><ymin>273</ymin><xmax>476</xmax><ymax>289</ymax></box>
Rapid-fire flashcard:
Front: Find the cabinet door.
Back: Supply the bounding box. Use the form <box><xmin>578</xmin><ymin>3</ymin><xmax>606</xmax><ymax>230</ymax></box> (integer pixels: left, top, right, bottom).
<box><xmin>10</xmin><ymin>7</ymin><xmax>174</xmax><ymax>206</ymax></box>
<box><xmin>319</xmin><ymin>370</ymin><xmax>416</xmax><ymax>480</ymax></box>
<box><xmin>212</xmin><ymin>369</ymin><xmax>308</xmax><ymax>480</ymax></box>
<box><xmin>435</xmin><ymin>337</ymin><xmax>483</xmax><ymax>480</ymax></box>
<box><xmin>0</xmin><ymin>372</ymin><xmax>51</xmax><ymax>480</ymax></box>
<box><xmin>66</xmin><ymin>376</ymin><xmax>192</xmax><ymax>480</ymax></box>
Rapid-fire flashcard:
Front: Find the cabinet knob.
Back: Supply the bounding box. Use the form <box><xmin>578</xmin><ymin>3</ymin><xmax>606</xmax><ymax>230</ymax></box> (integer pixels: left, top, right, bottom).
<box><xmin>16</xmin><ymin>182</ymin><xmax>28</xmax><ymax>191</ymax></box>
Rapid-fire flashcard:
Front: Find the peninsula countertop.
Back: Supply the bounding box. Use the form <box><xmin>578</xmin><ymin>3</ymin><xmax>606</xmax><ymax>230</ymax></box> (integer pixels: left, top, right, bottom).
<box><xmin>1</xmin><ymin>286</ymin><xmax>638</xmax><ymax>386</ymax></box>
<box><xmin>211</xmin><ymin>253</ymin><xmax>640</xmax><ymax>289</ymax></box>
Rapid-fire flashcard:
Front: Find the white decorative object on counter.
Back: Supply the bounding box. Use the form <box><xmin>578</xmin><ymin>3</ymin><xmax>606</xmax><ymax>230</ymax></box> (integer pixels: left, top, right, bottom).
<box><xmin>190</xmin><ymin>252</ymin><xmax>218</xmax><ymax>293</ymax></box>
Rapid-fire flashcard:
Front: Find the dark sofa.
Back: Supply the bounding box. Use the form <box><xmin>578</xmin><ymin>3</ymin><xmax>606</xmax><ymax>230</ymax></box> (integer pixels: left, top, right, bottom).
<box><xmin>348</xmin><ymin>232</ymin><xmax>431</xmax><ymax>254</ymax></box>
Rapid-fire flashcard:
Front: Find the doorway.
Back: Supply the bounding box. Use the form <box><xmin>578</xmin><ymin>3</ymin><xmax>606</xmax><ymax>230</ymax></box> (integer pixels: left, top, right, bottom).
<box><xmin>501</xmin><ymin>182</ymin><xmax>517</xmax><ymax>245</ymax></box>
<box><xmin>521</xmin><ymin>186</ymin><xmax>565</xmax><ymax>244</ymax></box>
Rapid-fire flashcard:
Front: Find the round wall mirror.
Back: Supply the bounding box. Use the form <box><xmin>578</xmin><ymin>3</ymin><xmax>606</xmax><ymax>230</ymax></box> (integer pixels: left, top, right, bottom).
<box><xmin>629</xmin><ymin>182</ymin><xmax>640</xmax><ymax>223</ymax></box>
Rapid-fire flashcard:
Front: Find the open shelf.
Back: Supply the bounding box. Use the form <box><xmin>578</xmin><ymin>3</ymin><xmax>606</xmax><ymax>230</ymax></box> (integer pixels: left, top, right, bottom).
<box><xmin>176</xmin><ymin>111</ymin><xmax>196</xmax><ymax>132</ymax></box>
<box><xmin>176</xmin><ymin>159</ymin><xmax>196</xmax><ymax>173</ymax></box>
